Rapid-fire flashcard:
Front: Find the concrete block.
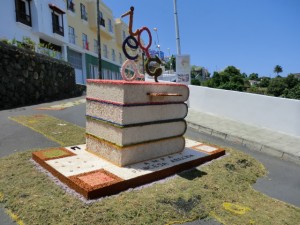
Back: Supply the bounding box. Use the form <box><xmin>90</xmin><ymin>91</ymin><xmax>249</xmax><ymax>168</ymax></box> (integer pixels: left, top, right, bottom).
<box><xmin>242</xmin><ymin>140</ymin><xmax>262</xmax><ymax>152</ymax></box>
<box><xmin>282</xmin><ymin>152</ymin><xmax>300</xmax><ymax>165</ymax></box>
<box><xmin>226</xmin><ymin>134</ymin><xmax>244</xmax><ymax>145</ymax></box>
<box><xmin>261</xmin><ymin>145</ymin><xmax>284</xmax><ymax>158</ymax></box>
<box><xmin>198</xmin><ymin>125</ymin><xmax>213</xmax><ymax>135</ymax></box>
<box><xmin>211</xmin><ymin>130</ymin><xmax>227</xmax><ymax>139</ymax></box>
<box><xmin>187</xmin><ymin>122</ymin><xmax>200</xmax><ymax>131</ymax></box>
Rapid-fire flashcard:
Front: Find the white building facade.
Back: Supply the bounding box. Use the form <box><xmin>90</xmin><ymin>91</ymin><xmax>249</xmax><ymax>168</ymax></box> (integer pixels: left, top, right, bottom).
<box><xmin>0</xmin><ymin>0</ymin><xmax>68</xmax><ymax>60</ymax></box>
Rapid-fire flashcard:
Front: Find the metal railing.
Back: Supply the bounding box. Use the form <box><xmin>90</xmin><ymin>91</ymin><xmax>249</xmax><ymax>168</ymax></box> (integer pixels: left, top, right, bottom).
<box><xmin>16</xmin><ymin>10</ymin><xmax>31</xmax><ymax>26</ymax></box>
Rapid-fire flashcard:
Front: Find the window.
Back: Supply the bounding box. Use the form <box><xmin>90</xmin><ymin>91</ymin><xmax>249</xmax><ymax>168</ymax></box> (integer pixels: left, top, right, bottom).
<box><xmin>68</xmin><ymin>26</ymin><xmax>75</xmax><ymax>44</ymax></box>
<box><xmin>103</xmin><ymin>44</ymin><xmax>108</xmax><ymax>58</ymax></box>
<box><xmin>122</xmin><ymin>30</ymin><xmax>126</xmax><ymax>41</ymax></box>
<box><xmin>111</xmin><ymin>49</ymin><xmax>115</xmax><ymax>61</ymax></box>
<box><xmin>99</xmin><ymin>11</ymin><xmax>105</xmax><ymax>27</ymax></box>
<box><xmin>67</xmin><ymin>0</ymin><xmax>75</xmax><ymax>12</ymax></box>
<box><xmin>80</xmin><ymin>4</ymin><xmax>88</xmax><ymax>21</ymax></box>
<box><xmin>108</xmin><ymin>19</ymin><xmax>113</xmax><ymax>33</ymax></box>
<box><xmin>89</xmin><ymin>64</ymin><xmax>99</xmax><ymax>79</ymax></box>
<box><xmin>49</xmin><ymin>4</ymin><xmax>65</xmax><ymax>36</ymax></box>
<box><xmin>15</xmin><ymin>0</ymin><xmax>32</xmax><ymax>27</ymax></box>
<box><xmin>82</xmin><ymin>33</ymin><xmax>88</xmax><ymax>50</ymax></box>
<box><xmin>68</xmin><ymin>49</ymin><xmax>82</xmax><ymax>69</ymax></box>
<box><xmin>94</xmin><ymin>39</ymin><xmax>98</xmax><ymax>54</ymax></box>
<box><xmin>119</xmin><ymin>53</ymin><xmax>122</xmax><ymax>64</ymax></box>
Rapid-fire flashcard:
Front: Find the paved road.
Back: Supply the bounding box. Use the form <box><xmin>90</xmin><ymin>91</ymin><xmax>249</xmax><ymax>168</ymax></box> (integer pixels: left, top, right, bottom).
<box><xmin>1</xmin><ymin>98</ymin><xmax>299</xmax><ymax>225</ymax></box>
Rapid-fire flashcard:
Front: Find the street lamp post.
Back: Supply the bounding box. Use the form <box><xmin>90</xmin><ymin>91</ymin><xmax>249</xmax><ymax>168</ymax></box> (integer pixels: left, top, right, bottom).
<box><xmin>153</xmin><ymin>27</ymin><xmax>161</xmax><ymax>59</ymax></box>
<box><xmin>173</xmin><ymin>0</ymin><xmax>181</xmax><ymax>55</ymax></box>
<box><xmin>97</xmin><ymin>0</ymin><xmax>102</xmax><ymax>79</ymax></box>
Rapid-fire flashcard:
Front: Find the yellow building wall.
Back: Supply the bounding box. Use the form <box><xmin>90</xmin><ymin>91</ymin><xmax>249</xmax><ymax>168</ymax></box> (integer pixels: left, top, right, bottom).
<box><xmin>66</xmin><ymin>0</ymin><xmax>143</xmax><ymax>72</ymax></box>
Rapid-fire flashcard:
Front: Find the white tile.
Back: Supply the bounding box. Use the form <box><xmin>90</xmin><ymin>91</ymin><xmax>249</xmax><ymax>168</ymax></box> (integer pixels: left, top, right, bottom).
<box><xmin>194</xmin><ymin>145</ymin><xmax>218</xmax><ymax>153</ymax></box>
<box><xmin>46</xmin><ymin>144</ymin><xmax>209</xmax><ymax>180</ymax></box>
<box><xmin>185</xmin><ymin>138</ymin><xmax>202</xmax><ymax>147</ymax></box>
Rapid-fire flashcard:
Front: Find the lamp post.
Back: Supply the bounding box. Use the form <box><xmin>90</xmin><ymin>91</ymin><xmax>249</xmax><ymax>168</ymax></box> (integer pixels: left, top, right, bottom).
<box><xmin>97</xmin><ymin>0</ymin><xmax>102</xmax><ymax>79</ymax></box>
<box><xmin>167</xmin><ymin>48</ymin><xmax>171</xmax><ymax>74</ymax></box>
<box><xmin>173</xmin><ymin>0</ymin><xmax>181</xmax><ymax>55</ymax></box>
<box><xmin>153</xmin><ymin>27</ymin><xmax>161</xmax><ymax>59</ymax></box>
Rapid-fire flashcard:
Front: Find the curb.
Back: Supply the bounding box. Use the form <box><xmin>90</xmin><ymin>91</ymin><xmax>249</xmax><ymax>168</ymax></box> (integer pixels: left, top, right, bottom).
<box><xmin>186</xmin><ymin>121</ymin><xmax>300</xmax><ymax>165</ymax></box>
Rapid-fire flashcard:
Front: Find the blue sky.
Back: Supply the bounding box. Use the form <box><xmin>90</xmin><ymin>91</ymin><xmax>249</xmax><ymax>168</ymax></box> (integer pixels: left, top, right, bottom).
<box><xmin>104</xmin><ymin>0</ymin><xmax>300</xmax><ymax>77</ymax></box>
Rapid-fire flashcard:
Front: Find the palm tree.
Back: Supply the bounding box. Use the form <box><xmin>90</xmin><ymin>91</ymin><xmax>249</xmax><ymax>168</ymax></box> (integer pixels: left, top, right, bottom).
<box><xmin>274</xmin><ymin>65</ymin><xmax>283</xmax><ymax>76</ymax></box>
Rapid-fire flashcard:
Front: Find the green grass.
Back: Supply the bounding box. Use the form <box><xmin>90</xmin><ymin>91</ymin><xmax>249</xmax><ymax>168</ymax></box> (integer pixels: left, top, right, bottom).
<box><xmin>1</xmin><ymin>114</ymin><xmax>300</xmax><ymax>224</ymax></box>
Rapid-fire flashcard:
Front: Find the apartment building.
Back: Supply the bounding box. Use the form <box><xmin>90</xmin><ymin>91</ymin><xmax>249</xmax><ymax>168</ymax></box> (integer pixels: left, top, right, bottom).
<box><xmin>0</xmin><ymin>0</ymin><xmax>131</xmax><ymax>84</ymax></box>
<box><xmin>66</xmin><ymin>0</ymin><xmax>129</xmax><ymax>83</ymax></box>
<box><xmin>0</xmin><ymin>0</ymin><xmax>68</xmax><ymax>60</ymax></box>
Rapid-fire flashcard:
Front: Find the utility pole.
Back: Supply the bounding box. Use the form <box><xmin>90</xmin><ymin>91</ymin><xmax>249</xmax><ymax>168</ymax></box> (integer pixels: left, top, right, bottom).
<box><xmin>97</xmin><ymin>0</ymin><xmax>102</xmax><ymax>79</ymax></box>
<box><xmin>173</xmin><ymin>0</ymin><xmax>181</xmax><ymax>55</ymax></box>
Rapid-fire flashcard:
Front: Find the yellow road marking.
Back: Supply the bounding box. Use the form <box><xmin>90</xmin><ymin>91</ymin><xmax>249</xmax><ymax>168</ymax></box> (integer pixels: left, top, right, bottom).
<box><xmin>9</xmin><ymin>116</ymin><xmax>65</xmax><ymax>146</ymax></box>
<box><xmin>210</xmin><ymin>211</ymin><xmax>227</xmax><ymax>225</ymax></box>
<box><xmin>35</xmin><ymin>99</ymin><xmax>86</xmax><ymax>110</ymax></box>
<box><xmin>0</xmin><ymin>192</ymin><xmax>3</xmax><ymax>202</ymax></box>
<box><xmin>165</xmin><ymin>218</ymin><xmax>198</xmax><ymax>225</ymax></box>
<box><xmin>223</xmin><ymin>202</ymin><xmax>251</xmax><ymax>215</ymax></box>
<box><xmin>9</xmin><ymin>115</ymin><xmax>85</xmax><ymax>146</ymax></box>
<box><xmin>5</xmin><ymin>209</ymin><xmax>26</xmax><ymax>225</ymax></box>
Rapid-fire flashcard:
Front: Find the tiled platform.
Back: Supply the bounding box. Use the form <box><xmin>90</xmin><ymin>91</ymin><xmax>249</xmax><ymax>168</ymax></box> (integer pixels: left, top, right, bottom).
<box><xmin>32</xmin><ymin>139</ymin><xmax>225</xmax><ymax>199</ymax></box>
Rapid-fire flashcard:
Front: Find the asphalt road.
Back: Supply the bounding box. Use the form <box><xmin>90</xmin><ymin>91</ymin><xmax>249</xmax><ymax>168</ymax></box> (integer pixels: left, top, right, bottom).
<box><xmin>0</xmin><ymin>98</ymin><xmax>299</xmax><ymax>225</ymax></box>
<box><xmin>185</xmin><ymin>127</ymin><xmax>300</xmax><ymax>208</ymax></box>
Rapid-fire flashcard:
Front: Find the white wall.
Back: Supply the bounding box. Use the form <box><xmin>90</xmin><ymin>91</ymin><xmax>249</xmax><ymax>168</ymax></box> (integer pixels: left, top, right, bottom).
<box><xmin>188</xmin><ymin>85</ymin><xmax>300</xmax><ymax>137</ymax></box>
<box><xmin>0</xmin><ymin>0</ymin><xmax>67</xmax><ymax>44</ymax></box>
<box><xmin>0</xmin><ymin>0</ymin><xmax>39</xmax><ymax>43</ymax></box>
<box><xmin>35</xmin><ymin>0</ymin><xmax>68</xmax><ymax>44</ymax></box>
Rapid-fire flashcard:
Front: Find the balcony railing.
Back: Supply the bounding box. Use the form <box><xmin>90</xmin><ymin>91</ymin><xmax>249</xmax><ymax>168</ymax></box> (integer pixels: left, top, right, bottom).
<box><xmin>67</xmin><ymin>2</ymin><xmax>75</xmax><ymax>12</ymax></box>
<box><xmin>16</xmin><ymin>10</ymin><xmax>32</xmax><ymax>27</ymax></box>
<box><xmin>82</xmin><ymin>41</ymin><xmax>89</xmax><ymax>50</ymax></box>
<box><xmin>81</xmin><ymin>12</ymin><xmax>88</xmax><ymax>21</ymax></box>
<box><xmin>100</xmin><ymin>18</ymin><xmax>105</xmax><ymax>27</ymax></box>
<box><xmin>69</xmin><ymin>34</ymin><xmax>76</xmax><ymax>44</ymax></box>
<box><xmin>37</xmin><ymin>47</ymin><xmax>62</xmax><ymax>60</ymax></box>
<box><xmin>53</xmin><ymin>23</ymin><xmax>64</xmax><ymax>36</ymax></box>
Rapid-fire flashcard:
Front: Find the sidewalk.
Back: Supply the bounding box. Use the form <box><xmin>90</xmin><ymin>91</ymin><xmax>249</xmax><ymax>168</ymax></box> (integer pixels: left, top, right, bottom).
<box><xmin>186</xmin><ymin>108</ymin><xmax>300</xmax><ymax>165</ymax></box>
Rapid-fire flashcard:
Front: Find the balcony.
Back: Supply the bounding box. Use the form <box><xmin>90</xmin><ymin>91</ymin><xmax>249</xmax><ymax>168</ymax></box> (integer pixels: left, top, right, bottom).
<box><xmin>53</xmin><ymin>23</ymin><xmax>64</xmax><ymax>36</ymax></box>
<box><xmin>82</xmin><ymin>41</ymin><xmax>89</xmax><ymax>50</ymax></box>
<box><xmin>81</xmin><ymin>12</ymin><xmax>88</xmax><ymax>21</ymax></box>
<box><xmin>100</xmin><ymin>18</ymin><xmax>105</xmax><ymax>27</ymax></box>
<box><xmin>69</xmin><ymin>34</ymin><xmax>76</xmax><ymax>44</ymax></box>
<box><xmin>16</xmin><ymin>10</ymin><xmax>32</xmax><ymax>27</ymax></box>
<box><xmin>67</xmin><ymin>2</ymin><xmax>75</xmax><ymax>12</ymax></box>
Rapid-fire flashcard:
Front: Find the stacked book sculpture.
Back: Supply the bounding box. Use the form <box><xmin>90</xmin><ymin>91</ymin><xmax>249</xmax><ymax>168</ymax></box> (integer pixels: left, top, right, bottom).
<box><xmin>85</xmin><ymin>79</ymin><xmax>189</xmax><ymax>166</ymax></box>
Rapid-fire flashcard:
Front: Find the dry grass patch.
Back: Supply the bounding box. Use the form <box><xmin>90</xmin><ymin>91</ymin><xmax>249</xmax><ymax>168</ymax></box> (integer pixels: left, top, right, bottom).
<box><xmin>0</xmin><ymin>146</ymin><xmax>299</xmax><ymax>225</ymax></box>
<box><xmin>2</xmin><ymin>115</ymin><xmax>300</xmax><ymax>224</ymax></box>
<box><xmin>9</xmin><ymin>114</ymin><xmax>85</xmax><ymax>146</ymax></box>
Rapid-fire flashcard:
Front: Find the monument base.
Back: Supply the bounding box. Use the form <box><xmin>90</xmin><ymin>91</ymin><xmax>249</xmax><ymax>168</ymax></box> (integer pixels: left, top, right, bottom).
<box><xmin>32</xmin><ymin>139</ymin><xmax>225</xmax><ymax>199</ymax></box>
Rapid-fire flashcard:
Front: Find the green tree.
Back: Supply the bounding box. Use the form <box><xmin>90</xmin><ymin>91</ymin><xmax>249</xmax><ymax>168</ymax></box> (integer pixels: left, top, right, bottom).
<box><xmin>274</xmin><ymin>65</ymin><xmax>283</xmax><ymax>76</ymax></box>
<box><xmin>191</xmin><ymin>66</ymin><xmax>201</xmax><ymax>79</ymax></box>
<box><xmin>284</xmin><ymin>83</ymin><xmax>300</xmax><ymax>100</ymax></box>
<box><xmin>258</xmin><ymin>77</ymin><xmax>271</xmax><ymax>88</ymax></box>
<box><xmin>191</xmin><ymin>79</ymin><xmax>201</xmax><ymax>86</ymax></box>
<box><xmin>267</xmin><ymin>77</ymin><xmax>287</xmax><ymax>97</ymax></box>
<box><xmin>164</xmin><ymin>55</ymin><xmax>176</xmax><ymax>71</ymax></box>
<box><xmin>248</xmin><ymin>73</ymin><xmax>259</xmax><ymax>81</ymax></box>
<box><xmin>285</xmin><ymin>74</ymin><xmax>299</xmax><ymax>89</ymax></box>
<box><xmin>203</xmin><ymin>66</ymin><xmax>246</xmax><ymax>91</ymax></box>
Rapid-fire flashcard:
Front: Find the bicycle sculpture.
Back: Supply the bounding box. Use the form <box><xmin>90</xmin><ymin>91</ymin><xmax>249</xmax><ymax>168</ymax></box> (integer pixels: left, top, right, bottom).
<box><xmin>121</xmin><ymin>7</ymin><xmax>162</xmax><ymax>82</ymax></box>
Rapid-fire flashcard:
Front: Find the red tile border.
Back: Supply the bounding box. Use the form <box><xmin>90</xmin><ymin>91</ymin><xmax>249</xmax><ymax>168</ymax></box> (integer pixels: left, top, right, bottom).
<box><xmin>32</xmin><ymin>147</ymin><xmax>225</xmax><ymax>199</ymax></box>
<box><xmin>32</xmin><ymin>148</ymin><xmax>75</xmax><ymax>161</ymax></box>
<box><xmin>69</xmin><ymin>169</ymin><xmax>123</xmax><ymax>192</ymax></box>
